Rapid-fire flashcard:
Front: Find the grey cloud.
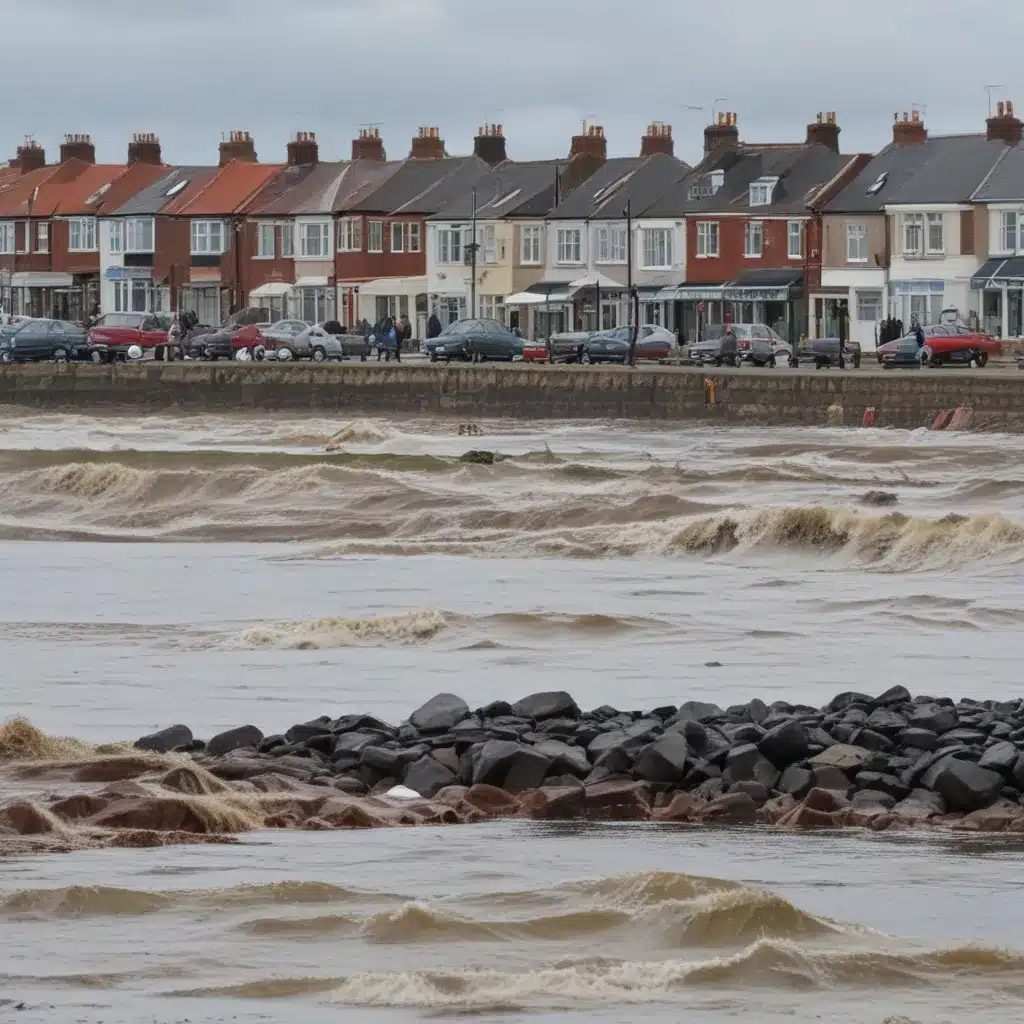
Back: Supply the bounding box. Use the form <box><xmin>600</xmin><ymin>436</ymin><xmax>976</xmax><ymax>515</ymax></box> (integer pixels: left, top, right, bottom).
<box><xmin>4</xmin><ymin>0</ymin><xmax>1023</xmax><ymax>167</ymax></box>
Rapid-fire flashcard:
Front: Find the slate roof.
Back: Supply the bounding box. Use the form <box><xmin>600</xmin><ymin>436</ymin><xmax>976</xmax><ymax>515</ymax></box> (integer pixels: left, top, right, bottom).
<box><xmin>548</xmin><ymin>154</ymin><xmax>689</xmax><ymax>220</ymax></box>
<box><xmin>971</xmin><ymin>143</ymin><xmax>1024</xmax><ymax>202</ymax></box>
<box><xmin>826</xmin><ymin>135</ymin><xmax>1009</xmax><ymax>212</ymax></box>
<box><xmin>348</xmin><ymin>156</ymin><xmax>490</xmax><ymax>215</ymax></box>
<box><xmin>109</xmin><ymin>166</ymin><xmax>217</xmax><ymax>216</ymax></box>
<box><xmin>643</xmin><ymin>143</ymin><xmax>851</xmax><ymax>218</ymax></box>
<box><xmin>429</xmin><ymin>160</ymin><xmax>563</xmax><ymax>221</ymax></box>
<box><xmin>243</xmin><ymin>159</ymin><xmax>404</xmax><ymax>217</ymax></box>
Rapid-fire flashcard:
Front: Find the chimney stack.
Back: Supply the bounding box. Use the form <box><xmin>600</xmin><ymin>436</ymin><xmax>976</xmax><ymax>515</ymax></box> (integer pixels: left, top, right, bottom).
<box><xmin>562</xmin><ymin>124</ymin><xmax>607</xmax><ymax>193</ymax></box>
<box><xmin>704</xmin><ymin>112</ymin><xmax>739</xmax><ymax>157</ymax></box>
<box><xmin>640</xmin><ymin>122</ymin><xmax>674</xmax><ymax>158</ymax></box>
<box><xmin>219</xmin><ymin>130</ymin><xmax>257</xmax><ymax>166</ymax></box>
<box><xmin>410</xmin><ymin>126</ymin><xmax>446</xmax><ymax>159</ymax></box>
<box><xmin>806</xmin><ymin>111</ymin><xmax>841</xmax><ymax>152</ymax></box>
<box><xmin>893</xmin><ymin>110</ymin><xmax>927</xmax><ymax>147</ymax></box>
<box><xmin>60</xmin><ymin>133</ymin><xmax>96</xmax><ymax>164</ymax></box>
<box><xmin>287</xmin><ymin>131</ymin><xmax>319</xmax><ymax>166</ymax></box>
<box><xmin>987</xmin><ymin>99</ymin><xmax>1023</xmax><ymax>146</ymax></box>
<box><xmin>352</xmin><ymin>127</ymin><xmax>385</xmax><ymax>161</ymax></box>
<box><xmin>15</xmin><ymin>139</ymin><xmax>45</xmax><ymax>174</ymax></box>
<box><xmin>128</xmin><ymin>132</ymin><xmax>162</xmax><ymax>165</ymax></box>
<box><xmin>473</xmin><ymin>124</ymin><xmax>507</xmax><ymax>166</ymax></box>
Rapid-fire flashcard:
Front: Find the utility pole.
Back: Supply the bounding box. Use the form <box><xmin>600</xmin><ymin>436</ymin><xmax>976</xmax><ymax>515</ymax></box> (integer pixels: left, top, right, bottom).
<box><xmin>625</xmin><ymin>200</ymin><xmax>636</xmax><ymax>365</ymax></box>
<box><xmin>985</xmin><ymin>86</ymin><xmax>1004</xmax><ymax>118</ymax></box>
<box><xmin>469</xmin><ymin>188</ymin><xmax>478</xmax><ymax>319</ymax></box>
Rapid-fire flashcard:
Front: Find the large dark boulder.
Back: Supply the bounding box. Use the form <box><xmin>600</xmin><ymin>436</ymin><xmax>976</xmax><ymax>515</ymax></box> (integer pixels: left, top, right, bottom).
<box><xmin>671</xmin><ymin>701</ymin><xmax>724</xmax><ymax>725</ymax></box>
<box><xmin>924</xmin><ymin>757</ymin><xmax>1004</xmax><ymax>812</ymax></box>
<box><xmin>978</xmin><ymin>741</ymin><xmax>1020</xmax><ymax>774</ymax></box>
<box><xmin>778</xmin><ymin>765</ymin><xmax>813</xmax><ymax>798</ymax></box>
<box><xmin>897</xmin><ymin>727</ymin><xmax>939</xmax><ymax>751</ymax></box>
<box><xmin>135</xmin><ymin>725</ymin><xmax>192</xmax><ymax>754</ymax></box>
<box><xmin>723</xmin><ymin>743</ymin><xmax>778</xmax><ymax>789</ymax></box>
<box><xmin>875</xmin><ymin>685</ymin><xmax>911</xmax><ymax>706</ymax></box>
<box><xmin>205</xmin><ymin>725</ymin><xmax>264</xmax><ymax>758</ymax></box>
<box><xmin>285</xmin><ymin>717</ymin><xmax>332</xmax><ymax>744</ymax></box>
<box><xmin>403</xmin><ymin>755</ymin><xmax>457</xmax><ymax>797</ymax></box>
<box><xmin>409</xmin><ymin>693</ymin><xmax>471</xmax><ymax>733</ymax></box>
<box><xmin>512</xmin><ymin>691</ymin><xmax>580</xmax><ymax>721</ymax></box>
<box><xmin>827</xmin><ymin>691</ymin><xmax>874</xmax><ymax>712</ymax></box>
<box><xmin>533</xmin><ymin>740</ymin><xmax>590</xmax><ymax>778</ymax></box>
<box><xmin>908</xmin><ymin>704</ymin><xmax>957</xmax><ymax>735</ymax></box>
<box><xmin>758</xmin><ymin>719</ymin><xmax>810</xmax><ymax>768</ymax></box>
<box><xmin>472</xmin><ymin>739</ymin><xmax>551</xmax><ymax>793</ymax></box>
<box><xmin>632</xmin><ymin>733</ymin><xmax>690</xmax><ymax>784</ymax></box>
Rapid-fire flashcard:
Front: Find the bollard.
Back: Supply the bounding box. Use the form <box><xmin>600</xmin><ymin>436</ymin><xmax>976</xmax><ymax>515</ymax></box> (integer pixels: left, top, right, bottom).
<box><xmin>862</xmin><ymin>407</ymin><xmax>876</xmax><ymax>428</ymax></box>
<box><xmin>703</xmin><ymin>378</ymin><xmax>716</xmax><ymax>406</ymax></box>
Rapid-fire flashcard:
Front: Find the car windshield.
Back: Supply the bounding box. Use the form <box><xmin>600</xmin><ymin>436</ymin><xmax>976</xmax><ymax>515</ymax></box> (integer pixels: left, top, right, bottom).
<box><xmin>98</xmin><ymin>314</ymin><xmax>144</xmax><ymax>328</ymax></box>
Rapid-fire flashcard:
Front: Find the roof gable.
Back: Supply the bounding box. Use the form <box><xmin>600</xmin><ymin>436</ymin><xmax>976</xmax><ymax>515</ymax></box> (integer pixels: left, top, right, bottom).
<box><xmin>174</xmin><ymin>161</ymin><xmax>283</xmax><ymax>217</ymax></box>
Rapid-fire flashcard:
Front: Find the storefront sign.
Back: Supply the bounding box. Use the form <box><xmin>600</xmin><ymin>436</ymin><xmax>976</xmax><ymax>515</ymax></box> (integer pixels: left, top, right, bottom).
<box><xmin>722</xmin><ymin>287</ymin><xmax>791</xmax><ymax>301</ymax></box>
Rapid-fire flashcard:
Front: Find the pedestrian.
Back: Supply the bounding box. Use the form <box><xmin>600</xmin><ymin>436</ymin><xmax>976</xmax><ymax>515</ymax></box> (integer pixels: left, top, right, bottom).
<box><xmin>167</xmin><ymin>314</ymin><xmax>181</xmax><ymax>361</ymax></box>
<box><xmin>394</xmin><ymin>315</ymin><xmax>404</xmax><ymax>362</ymax></box>
<box><xmin>427</xmin><ymin>311</ymin><xmax>442</xmax><ymax>339</ymax></box>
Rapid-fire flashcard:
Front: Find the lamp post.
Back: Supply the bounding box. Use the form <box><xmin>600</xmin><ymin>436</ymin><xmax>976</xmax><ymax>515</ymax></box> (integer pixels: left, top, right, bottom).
<box><xmin>469</xmin><ymin>188</ymin><xmax>478</xmax><ymax>319</ymax></box>
<box><xmin>625</xmin><ymin>200</ymin><xmax>636</xmax><ymax>365</ymax></box>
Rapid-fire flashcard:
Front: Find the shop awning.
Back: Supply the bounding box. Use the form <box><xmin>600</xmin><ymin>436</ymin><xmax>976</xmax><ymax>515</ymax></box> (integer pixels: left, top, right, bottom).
<box><xmin>971</xmin><ymin>257</ymin><xmax>1024</xmax><ymax>289</ymax></box>
<box><xmin>359</xmin><ymin>276</ymin><xmax>427</xmax><ymax>297</ymax></box>
<box><xmin>11</xmin><ymin>272</ymin><xmax>73</xmax><ymax>288</ymax></box>
<box><xmin>249</xmin><ymin>281</ymin><xmax>292</xmax><ymax>299</ymax></box>
<box><xmin>505</xmin><ymin>283</ymin><xmax>572</xmax><ymax>305</ymax></box>
<box><xmin>295</xmin><ymin>276</ymin><xmax>329</xmax><ymax>288</ymax></box>
<box><xmin>722</xmin><ymin>268</ymin><xmax>804</xmax><ymax>301</ymax></box>
<box><xmin>653</xmin><ymin>284</ymin><xmax>725</xmax><ymax>301</ymax></box>
<box><xmin>567</xmin><ymin>272</ymin><xmax>626</xmax><ymax>293</ymax></box>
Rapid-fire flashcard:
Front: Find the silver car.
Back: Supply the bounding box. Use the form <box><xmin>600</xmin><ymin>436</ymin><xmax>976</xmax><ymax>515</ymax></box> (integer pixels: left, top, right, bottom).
<box><xmin>263</xmin><ymin>324</ymin><xmax>370</xmax><ymax>362</ymax></box>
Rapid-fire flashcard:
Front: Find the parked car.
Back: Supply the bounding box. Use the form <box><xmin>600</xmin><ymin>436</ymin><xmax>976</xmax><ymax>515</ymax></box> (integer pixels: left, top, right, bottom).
<box><xmin>546</xmin><ymin>330</ymin><xmax>596</xmax><ymax>364</ymax></box>
<box><xmin>0</xmin><ymin>319</ymin><xmax>91</xmax><ymax>363</ymax></box>
<box><xmin>88</xmin><ymin>312</ymin><xmax>173</xmax><ymax>362</ymax></box>
<box><xmin>875</xmin><ymin>323</ymin><xmax>996</xmax><ymax>368</ymax></box>
<box><xmin>880</xmin><ymin>338</ymin><xmax>926</xmax><ymax>369</ymax></box>
<box><xmin>578</xmin><ymin>325</ymin><xmax>677</xmax><ymax>364</ymax></box>
<box><xmin>260</xmin><ymin>319</ymin><xmax>310</xmax><ymax>348</ymax></box>
<box><xmin>691</xmin><ymin>323</ymin><xmax>791</xmax><ymax>366</ymax></box>
<box><xmin>428</xmin><ymin>319</ymin><xmax>525</xmax><ymax>362</ymax></box>
<box><xmin>522</xmin><ymin>340</ymin><xmax>551</xmax><ymax>363</ymax></box>
<box><xmin>266</xmin><ymin>323</ymin><xmax>370</xmax><ymax>362</ymax></box>
<box><xmin>687</xmin><ymin>328</ymin><xmax>741</xmax><ymax>367</ymax></box>
<box><xmin>798</xmin><ymin>337</ymin><xmax>862</xmax><ymax>369</ymax></box>
<box><xmin>189</xmin><ymin>324</ymin><xmax>269</xmax><ymax>360</ymax></box>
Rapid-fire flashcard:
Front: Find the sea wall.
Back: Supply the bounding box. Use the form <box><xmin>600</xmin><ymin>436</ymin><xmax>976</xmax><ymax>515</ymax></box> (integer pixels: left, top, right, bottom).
<box><xmin>1</xmin><ymin>362</ymin><xmax>1023</xmax><ymax>429</ymax></box>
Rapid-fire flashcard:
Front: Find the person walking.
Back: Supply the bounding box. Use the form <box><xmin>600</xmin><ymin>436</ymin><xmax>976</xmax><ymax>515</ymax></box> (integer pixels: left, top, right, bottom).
<box><xmin>393</xmin><ymin>315</ymin><xmax>404</xmax><ymax>363</ymax></box>
<box><xmin>427</xmin><ymin>311</ymin><xmax>442</xmax><ymax>340</ymax></box>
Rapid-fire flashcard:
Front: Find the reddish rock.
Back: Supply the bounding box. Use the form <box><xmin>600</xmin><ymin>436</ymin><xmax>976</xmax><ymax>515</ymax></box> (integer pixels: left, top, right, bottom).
<box><xmin>518</xmin><ymin>786</ymin><xmax>585</xmax><ymax>820</ymax></box>
<box><xmin>696</xmin><ymin>792</ymin><xmax>757</xmax><ymax>823</ymax></box>
<box><xmin>892</xmin><ymin>789</ymin><xmax>945</xmax><ymax>823</ymax></box>
<box><xmin>88</xmin><ymin>796</ymin><xmax>256</xmax><ymax>834</ymax></box>
<box><xmin>780</xmin><ymin>803</ymin><xmax>839</xmax><ymax>828</ymax></box>
<box><xmin>758</xmin><ymin>793</ymin><xmax>797</xmax><ymax>823</ymax></box>
<box><xmin>319</xmin><ymin>799</ymin><xmax>390</xmax><ymax>829</ymax></box>
<box><xmin>583</xmin><ymin>781</ymin><xmax>651</xmax><ymax>821</ymax></box>
<box><xmin>0</xmin><ymin>800</ymin><xmax>70</xmax><ymax>835</ymax></box>
<box><xmin>948</xmin><ymin>407</ymin><xmax>974</xmax><ymax>430</ymax></box>
<box><xmin>954</xmin><ymin>800</ymin><xmax>1024</xmax><ymax>832</ymax></box>
<box><xmin>931</xmin><ymin>409</ymin><xmax>953</xmax><ymax>431</ymax></box>
<box><xmin>432</xmin><ymin>785</ymin><xmax>470</xmax><ymax>808</ymax></box>
<box><xmin>804</xmin><ymin>787</ymin><xmax>849</xmax><ymax>813</ymax></box>
<box><xmin>300</xmin><ymin>816</ymin><xmax>335</xmax><ymax>830</ymax></box>
<box><xmin>463</xmin><ymin>784</ymin><xmax>521</xmax><ymax>818</ymax></box>
<box><xmin>653</xmin><ymin>791</ymin><xmax>702</xmax><ymax>822</ymax></box>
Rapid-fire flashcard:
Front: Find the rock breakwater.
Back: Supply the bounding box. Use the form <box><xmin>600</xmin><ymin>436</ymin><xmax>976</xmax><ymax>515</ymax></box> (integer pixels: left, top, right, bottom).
<box><xmin>6</xmin><ymin>686</ymin><xmax>1024</xmax><ymax>851</ymax></box>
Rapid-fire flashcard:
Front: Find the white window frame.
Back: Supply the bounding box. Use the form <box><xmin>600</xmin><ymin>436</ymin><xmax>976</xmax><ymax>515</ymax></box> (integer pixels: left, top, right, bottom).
<box><xmin>299</xmin><ymin>221</ymin><xmax>330</xmax><ymax>258</ymax></box>
<box><xmin>744</xmin><ymin>221</ymin><xmax>763</xmax><ymax>258</ymax></box>
<box><xmin>787</xmin><ymin>220</ymin><xmax>804</xmax><ymax>259</ymax></box>
<box><xmin>281</xmin><ymin>223</ymin><xmax>294</xmax><ymax>258</ymax></box>
<box><xmin>0</xmin><ymin>222</ymin><xmax>14</xmax><ymax>255</ymax></box>
<box><xmin>750</xmin><ymin>182</ymin><xmax>772</xmax><ymax>206</ymax></box>
<box><xmin>479</xmin><ymin>295</ymin><xmax>506</xmax><ymax>323</ymax></box>
<box><xmin>926</xmin><ymin>212</ymin><xmax>944</xmax><ymax>254</ymax></box>
<box><xmin>366</xmin><ymin>220</ymin><xmax>383</xmax><ymax>253</ymax></box>
<box><xmin>408</xmin><ymin>222</ymin><xmax>421</xmax><ymax>253</ymax></box>
<box><xmin>337</xmin><ymin>217</ymin><xmax>361</xmax><ymax>253</ymax></box>
<box><xmin>596</xmin><ymin>225</ymin><xmax>627</xmax><ymax>264</ymax></box>
<box><xmin>903</xmin><ymin>212</ymin><xmax>923</xmax><ymax>256</ymax></box>
<box><xmin>847</xmin><ymin>223</ymin><xmax>868</xmax><ymax>263</ymax></box>
<box><xmin>556</xmin><ymin>228</ymin><xmax>582</xmax><ymax>265</ymax></box>
<box><xmin>520</xmin><ymin>225</ymin><xmax>541</xmax><ymax>265</ymax></box>
<box><xmin>855</xmin><ymin>290</ymin><xmax>882</xmax><ymax>322</ymax></box>
<box><xmin>35</xmin><ymin>221</ymin><xmax>49</xmax><ymax>253</ymax></box>
<box><xmin>1000</xmin><ymin>211</ymin><xmax>1019</xmax><ymax>253</ymax></box>
<box><xmin>190</xmin><ymin>220</ymin><xmax>225</xmax><ymax>255</ymax></box>
<box><xmin>124</xmin><ymin>217</ymin><xmax>154</xmax><ymax>254</ymax></box>
<box><xmin>437</xmin><ymin>227</ymin><xmax>463</xmax><ymax>265</ymax></box>
<box><xmin>108</xmin><ymin>220</ymin><xmax>123</xmax><ymax>254</ymax></box>
<box><xmin>696</xmin><ymin>221</ymin><xmax>719</xmax><ymax>258</ymax></box>
<box><xmin>256</xmin><ymin>223</ymin><xmax>275</xmax><ymax>259</ymax></box>
<box><xmin>640</xmin><ymin>227</ymin><xmax>672</xmax><ymax>269</ymax></box>
<box><xmin>68</xmin><ymin>216</ymin><xmax>98</xmax><ymax>252</ymax></box>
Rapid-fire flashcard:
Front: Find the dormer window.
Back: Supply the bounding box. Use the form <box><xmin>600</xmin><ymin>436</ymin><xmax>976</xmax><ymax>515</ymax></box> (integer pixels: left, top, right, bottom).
<box><xmin>710</xmin><ymin>170</ymin><xmax>724</xmax><ymax>192</ymax></box>
<box><xmin>749</xmin><ymin>177</ymin><xmax>777</xmax><ymax>207</ymax></box>
<box><xmin>866</xmin><ymin>172</ymin><xmax>888</xmax><ymax>196</ymax></box>
<box><xmin>688</xmin><ymin>170</ymin><xmax>726</xmax><ymax>201</ymax></box>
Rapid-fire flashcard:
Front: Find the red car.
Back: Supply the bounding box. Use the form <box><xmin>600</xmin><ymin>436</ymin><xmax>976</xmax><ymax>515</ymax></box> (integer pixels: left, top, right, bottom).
<box><xmin>88</xmin><ymin>312</ymin><xmax>172</xmax><ymax>362</ymax></box>
<box><xmin>522</xmin><ymin>341</ymin><xmax>549</xmax><ymax>363</ymax></box>
<box><xmin>875</xmin><ymin>323</ymin><xmax>999</xmax><ymax>367</ymax></box>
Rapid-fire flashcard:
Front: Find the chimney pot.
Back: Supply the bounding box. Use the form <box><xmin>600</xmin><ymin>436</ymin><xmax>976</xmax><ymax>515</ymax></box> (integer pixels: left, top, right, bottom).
<box><xmin>473</xmin><ymin>123</ymin><xmax>507</xmax><ymax>165</ymax></box>
<box><xmin>352</xmin><ymin>128</ymin><xmax>386</xmax><ymax>161</ymax></box>
<box><xmin>287</xmin><ymin>131</ymin><xmax>319</xmax><ymax>167</ymax></box>
<box><xmin>410</xmin><ymin>126</ymin><xmax>446</xmax><ymax>159</ymax></box>
<box><xmin>219</xmin><ymin>130</ymin><xmax>257</xmax><ymax>166</ymax></box>
<box><xmin>15</xmin><ymin>139</ymin><xmax>46</xmax><ymax>174</ymax></box>
<box><xmin>128</xmin><ymin>132</ymin><xmax>162</xmax><ymax>165</ymax></box>
<box><xmin>987</xmin><ymin>97</ymin><xmax>1023</xmax><ymax>146</ymax></box>
<box><xmin>60</xmin><ymin>133</ymin><xmax>96</xmax><ymax>165</ymax></box>
<box><xmin>704</xmin><ymin>112</ymin><xmax>740</xmax><ymax>156</ymax></box>
<box><xmin>893</xmin><ymin>110</ymin><xmax>927</xmax><ymax>146</ymax></box>
<box><xmin>806</xmin><ymin>111</ymin><xmax>841</xmax><ymax>152</ymax></box>
<box><xmin>640</xmin><ymin>121</ymin><xmax>674</xmax><ymax>158</ymax></box>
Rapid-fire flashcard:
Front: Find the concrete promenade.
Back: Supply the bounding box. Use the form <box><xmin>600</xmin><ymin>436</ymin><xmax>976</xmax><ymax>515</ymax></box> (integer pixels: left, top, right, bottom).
<box><xmin>1</xmin><ymin>361</ymin><xmax>1022</xmax><ymax>431</ymax></box>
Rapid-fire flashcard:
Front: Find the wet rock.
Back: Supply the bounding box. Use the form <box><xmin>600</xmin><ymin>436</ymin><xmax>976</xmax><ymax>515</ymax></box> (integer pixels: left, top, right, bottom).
<box><xmin>518</xmin><ymin>786</ymin><xmax>585</xmax><ymax>820</ymax></box>
<box><xmin>461</xmin><ymin>784</ymin><xmax>521</xmax><ymax>818</ymax></box>
<box><xmin>512</xmin><ymin>691</ymin><xmax>580</xmax><ymax>721</ymax></box>
<box><xmin>851</xmin><ymin>789</ymin><xmax>896</xmax><ymax>811</ymax></box>
<box><xmin>403</xmin><ymin>755</ymin><xmax>457</xmax><ymax>798</ymax></box>
<box><xmin>583</xmin><ymin>780</ymin><xmax>651</xmax><ymax>821</ymax></box>
<box><xmin>653</xmin><ymin>791</ymin><xmax>703</xmax><ymax>823</ymax></box>
<box><xmin>861</xmin><ymin>490</ymin><xmax>898</xmax><ymax>507</ymax></box>
<box><xmin>897</xmin><ymin>728</ymin><xmax>938</xmax><ymax>751</ymax></box>
<box><xmin>670</xmin><ymin>701</ymin><xmax>724</xmax><ymax>725</ymax></box>
<box><xmin>360</xmin><ymin>746</ymin><xmax>405</xmax><ymax>777</ymax></box>
<box><xmin>729</xmin><ymin>781</ymin><xmax>770</xmax><ymax>806</ymax></box>
<box><xmin>724</xmin><ymin>723</ymin><xmax>765</xmax><ymax>744</ymax></box>
<box><xmin>697</xmin><ymin>791</ymin><xmax>757</xmax><ymax>823</ymax></box>
<box><xmin>925</xmin><ymin>758</ymin><xmax>1004</xmax><ymax>813</ymax></box>
<box><xmin>533</xmin><ymin>739</ymin><xmax>590</xmax><ymax>778</ymax></box>
<box><xmin>409</xmin><ymin>693</ymin><xmax>471</xmax><ymax>734</ymax></box>
<box><xmin>875</xmin><ymin>685</ymin><xmax>911</xmax><ymax>706</ymax></box>
<box><xmin>978</xmin><ymin>741</ymin><xmax>1020</xmax><ymax>774</ymax></box>
<box><xmin>257</xmin><ymin>735</ymin><xmax>288</xmax><ymax>754</ymax></box>
<box><xmin>827</xmin><ymin>691</ymin><xmax>874</xmax><ymax>712</ymax></box>
<box><xmin>134</xmin><ymin>724</ymin><xmax>193</xmax><ymax>754</ymax></box>
<box><xmin>593</xmin><ymin>746</ymin><xmax>635</xmax><ymax>775</ymax></box>
<box><xmin>758</xmin><ymin>719</ymin><xmax>810</xmax><ymax>768</ymax></box>
<box><xmin>723</xmin><ymin>744</ymin><xmax>779</xmax><ymax>789</ymax></box>
<box><xmin>810</xmin><ymin>765</ymin><xmax>852</xmax><ymax>794</ymax></box>
<box><xmin>941</xmin><ymin>728</ymin><xmax>989</xmax><ymax>747</ymax></box>
<box><xmin>778</xmin><ymin>765</ymin><xmax>813</xmax><ymax>799</ymax></box>
<box><xmin>908</xmin><ymin>704</ymin><xmax>957</xmax><ymax>735</ymax></box>
<box><xmin>854</xmin><ymin>772</ymin><xmax>908</xmax><ymax>801</ymax></box>
<box><xmin>957</xmin><ymin>799</ymin><xmax>1024</xmax><ymax>832</ymax></box>
<box><xmin>804</xmin><ymin>787</ymin><xmax>849</xmax><ymax>813</ymax></box>
<box><xmin>808</xmin><ymin>744</ymin><xmax>872</xmax><ymax>772</ymax></box>
<box><xmin>632</xmin><ymin>733</ymin><xmax>690</xmax><ymax>784</ymax></box>
<box><xmin>205</xmin><ymin>725</ymin><xmax>264</xmax><ymax>758</ymax></box>
<box><xmin>866</xmin><ymin>708</ymin><xmax>907</xmax><ymax>734</ymax></box>
<box><xmin>285</xmin><ymin>718</ymin><xmax>332</xmax><ymax>744</ymax></box>
<box><xmin>472</xmin><ymin>740</ymin><xmax>550</xmax><ymax>794</ymax></box>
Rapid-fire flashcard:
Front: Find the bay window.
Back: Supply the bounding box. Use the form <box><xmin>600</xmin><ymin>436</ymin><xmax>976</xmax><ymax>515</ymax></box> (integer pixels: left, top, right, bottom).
<box><xmin>641</xmin><ymin>227</ymin><xmax>672</xmax><ymax>268</ymax></box>
<box><xmin>299</xmin><ymin>221</ymin><xmax>331</xmax><ymax>258</ymax></box>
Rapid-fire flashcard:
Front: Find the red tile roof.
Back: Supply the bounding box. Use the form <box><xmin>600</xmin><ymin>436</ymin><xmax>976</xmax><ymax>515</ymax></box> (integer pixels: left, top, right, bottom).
<box><xmin>0</xmin><ymin>161</ymin><xmax>81</xmax><ymax>217</ymax></box>
<box><xmin>31</xmin><ymin>164</ymin><xmax>130</xmax><ymax>217</ymax></box>
<box><xmin>159</xmin><ymin>170</ymin><xmax>220</xmax><ymax>215</ymax></box>
<box><xmin>175</xmin><ymin>160</ymin><xmax>283</xmax><ymax>216</ymax></box>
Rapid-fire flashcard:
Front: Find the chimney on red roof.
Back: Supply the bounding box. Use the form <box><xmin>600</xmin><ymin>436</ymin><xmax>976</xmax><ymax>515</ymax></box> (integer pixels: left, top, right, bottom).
<box><xmin>893</xmin><ymin>110</ymin><xmax>927</xmax><ymax>146</ymax></box>
<box><xmin>561</xmin><ymin>123</ymin><xmax>607</xmax><ymax>194</ymax></box>
<box><xmin>16</xmin><ymin>139</ymin><xmax>46</xmax><ymax>174</ymax></box>
<box><xmin>806</xmin><ymin>111</ymin><xmax>841</xmax><ymax>152</ymax></box>
<box><xmin>287</xmin><ymin>131</ymin><xmax>319</xmax><ymax>166</ymax></box>
<box><xmin>352</xmin><ymin>127</ymin><xmax>385</xmax><ymax>161</ymax></box>
<box><xmin>641</xmin><ymin>122</ymin><xmax>674</xmax><ymax>158</ymax></box>
<box><xmin>473</xmin><ymin>124</ymin><xmax>507</xmax><ymax>166</ymax></box>
<box><xmin>61</xmin><ymin>133</ymin><xmax>95</xmax><ymax>164</ymax></box>
<box><xmin>704</xmin><ymin>112</ymin><xmax>739</xmax><ymax>157</ymax></box>
<box><xmin>128</xmin><ymin>132</ymin><xmax>162</xmax><ymax>165</ymax></box>
<box><xmin>410</xmin><ymin>126</ymin><xmax>446</xmax><ymax>159</ymax></box>
<box><xmin>219</xmin><ymin>130</ymin><xmax>257</xmax><ymax>166</ymax></box>
<box><xmin>987</xmin><ymin>100</ymin><xmax>1023</xmax><ymax>146</ymax></box>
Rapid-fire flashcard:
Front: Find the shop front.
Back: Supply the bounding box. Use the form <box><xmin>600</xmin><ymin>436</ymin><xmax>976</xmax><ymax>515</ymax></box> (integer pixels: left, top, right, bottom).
<box><xmin>249</xmin><ymin>281</ymin><xmax>292</xmax><ymax>322</ymax></box>
<box><xmin>887</xmin><ymin>279</ymin><xmax>947</xmax><ymax>333</ymax></box>
<box><xmin>971</xmin><ymin>257</ymin><xmax>1024</xmax><ymax>338</ymax></box>
<box><xmin>9</xmin><ymin>272</ymin><xmax>74</xmax><ymax>319</ymax></box>
<box><xmin>292</xmin><ymin>276</ymin><xmax>334</xmax><ymax>325</ymax></box>
<box><xmin>503</xmin><ymin>282</ymin><xmax>572</xmax><ymax>339</ymax></box>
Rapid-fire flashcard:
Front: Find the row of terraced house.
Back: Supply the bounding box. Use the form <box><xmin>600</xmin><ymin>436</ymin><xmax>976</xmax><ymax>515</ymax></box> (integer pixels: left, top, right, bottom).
<box><xmin>2</xmin><ymin>102</ymin><xmax>1024</xmax><ymax>349</ymax></box>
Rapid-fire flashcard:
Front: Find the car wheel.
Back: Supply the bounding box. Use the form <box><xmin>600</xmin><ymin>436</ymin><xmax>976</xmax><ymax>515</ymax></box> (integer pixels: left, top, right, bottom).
<box><xmin>53</xmin><ymin>348</ymin><xmax>67</xmax><ymax>363</ymax></box>
<box><xmin>0</xmin><ymin>352</ymin><xmax>10</xmax><ymax>364</ymax></box>
<box><xmin>361</xmin><ymin>352</ymin><xmax>367</xmax><ymax>362</ymax></box>
<box><xmin>276</xmin><ymin>346</ymin><xmax>293</xmax><ymax>362</ymax></box>
<box><xmin>235</xmin><ymin>347</ymin><xmax>252</xmax><ymax>362</ymax></box>
<box><xmin>90</xmin><ymin>349</ymin><xmax>103</xmax><ymax>364</ymax></box>
<box><xmin>312</xmin><ymin>347</ymin><xmax>326</xmax><ymax>363</ymax></box>
<box><xmin>445</xmin><ymin>357</ymin><xmax>451</xmax><ymax>364</ymax></box>
<box><xmin>253</xmin><ymin>345</ymin><xmax>266</xmax><ymax>362</ymax></box>
<box><xmin>976</xmin><ymin>352</ymin><xmax>988</xmax><ymax>368</ymax></box>
<box><xmin>815</xmin><ymin>359</ymin><xmax>824</xmax><ymax>370</ymax></box>
<box><xmin>581</xmin><ymin>351</ymin><xmax>592</xmax><ymax>365</ymax></box>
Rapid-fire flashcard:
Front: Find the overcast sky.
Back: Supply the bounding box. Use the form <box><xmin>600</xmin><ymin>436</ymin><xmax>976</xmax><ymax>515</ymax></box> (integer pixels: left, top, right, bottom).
<box><xmin>6</xmin><ymin>0</ymin><xmax>1024</xmax><ymax>168</ymax></box>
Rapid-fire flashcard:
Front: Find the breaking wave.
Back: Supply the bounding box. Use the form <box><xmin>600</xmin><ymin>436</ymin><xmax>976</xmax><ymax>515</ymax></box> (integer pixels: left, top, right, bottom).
<box><xmin>227</xmin><ymin>609</ymin><xmax>451</xmax><ymax>650</ymax></box>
